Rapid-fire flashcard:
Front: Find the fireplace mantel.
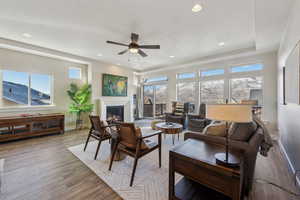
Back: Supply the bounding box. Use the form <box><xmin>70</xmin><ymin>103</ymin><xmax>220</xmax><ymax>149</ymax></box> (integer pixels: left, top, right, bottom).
<box><xmin>94</xmin><ymin>98</ymin><xmax>132</xmax><ymax>122</ymax></box>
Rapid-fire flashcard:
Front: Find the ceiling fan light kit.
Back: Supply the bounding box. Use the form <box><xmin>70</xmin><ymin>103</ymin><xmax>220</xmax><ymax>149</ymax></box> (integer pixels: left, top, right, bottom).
<box><xmin>107</xmin><ymin>33</ymin><xmax>160</xmax><ymax>57</ymax></box>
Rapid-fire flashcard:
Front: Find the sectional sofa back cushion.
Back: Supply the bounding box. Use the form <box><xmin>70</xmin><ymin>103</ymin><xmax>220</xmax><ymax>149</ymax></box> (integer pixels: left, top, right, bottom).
<box><xmin>229</xmin><ymin>121</ymin><xmax>258</xmax><ymax>142</ymax></box>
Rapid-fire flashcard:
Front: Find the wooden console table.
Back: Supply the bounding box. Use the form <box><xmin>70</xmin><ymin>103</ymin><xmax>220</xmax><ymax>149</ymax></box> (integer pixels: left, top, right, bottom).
<box><xmin>0</xmin><ymin>114</ymin><xmax>64</xmax><ymax>143</ymax></box>
<box><xmin>169</xmin><ymin>139</ymin><xmax>243</xmax><ymax>200</ymax></box>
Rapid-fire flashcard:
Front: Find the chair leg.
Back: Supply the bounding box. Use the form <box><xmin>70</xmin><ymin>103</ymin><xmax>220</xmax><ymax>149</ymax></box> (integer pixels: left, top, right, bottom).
<box><xmin>130</xmin><ymin>157</ymin><xmax>139</xmax><ymax>187</ymax></box>
<box><xmin>130</xmin><ymin>140</ymin><xmax>142</xmax><ymax>187</ymax></box>
<box><xmin>94</xmin><ymin>140</ymin><xmax>102</xmax><ymax>160</ymax></box>
<box><xmin>83</xmin><ymin>134</ymin><xmax>91</xmax><ymax>151</ymax></box>
<box><xmin>158</xmin><ymin>134</ymin><xmax>162</xmax><ymax>168</ymax></box>
<box><xmin>178</xmin><ymin>133</ymin><xmax>179</xmax><ymax>140</ymax></box>
<box><xmin>109</xmin><ymin>141</ymin><xmax>118</xmax><ymax>171</ymax></box>
<box><xmin>172</xmin><ymin>134</ymin><xmax>175</xmax><ymax>145</ymax></box>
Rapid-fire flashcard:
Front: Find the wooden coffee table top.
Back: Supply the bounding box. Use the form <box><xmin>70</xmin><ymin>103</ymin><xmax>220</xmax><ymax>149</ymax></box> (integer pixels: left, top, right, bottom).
<box><xmin>155</xmin><ymin>122</ymin><xmax>182</xmax><ymax>132</ymax></box>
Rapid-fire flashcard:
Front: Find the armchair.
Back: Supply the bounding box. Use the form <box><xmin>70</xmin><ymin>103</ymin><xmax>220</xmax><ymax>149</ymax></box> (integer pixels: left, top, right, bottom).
<box><xmin>184</xmin><ymin>123</ymin><xmax>265</xmax><ymax>195</ymax></box>
<box><xmin>165</xmin><ymin>102</ymin><xmax>185</xmax><ymax>126</ymax></box>
<box><xmin>84</xmin><ymin>115</ymin><xmax>113</xmax><ymax>160</ymax></box>
<box><xmin>109</xmin><ymin>123</ymin><xmax>162</xmax><ymax>186</ymax></box>
<box><xmin>187</xmin><ymin>103</ymin><xmax>211</xmax><ymax>132</ymax></box>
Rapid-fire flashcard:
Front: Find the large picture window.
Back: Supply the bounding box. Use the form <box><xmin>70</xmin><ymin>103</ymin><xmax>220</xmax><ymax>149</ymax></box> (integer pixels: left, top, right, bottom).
<box><xmin>31</xmin><ymin>74</ymin><xmax>52</xmax><ymax>105</ymax></box>
<box><xmin>230</xmin><ymin>77</ymin><xmax>263</xmax><ymax>105</ymax></box>
<box><xmin>177</xmin><ymin>82</ymin><xmax>196</xmax><ymax>104</ymax></box>
<box><xmin>200</xmin><ymin>80</ymin><xmax>225</xmax><ymax>104</ymax></box>
<box><xmin>1</xmin><ymin>70</ymin><xmax>52</xmax><ymax>107</ymax></box>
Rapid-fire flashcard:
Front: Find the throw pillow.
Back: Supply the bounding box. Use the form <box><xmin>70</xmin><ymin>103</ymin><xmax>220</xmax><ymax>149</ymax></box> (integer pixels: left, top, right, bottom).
<box><xmin>203</xmin><ymin>122</ymin><xmax>227</xmax><ymax>137</ymax></box>
<box><xmin>229</xmin><ymin>121</ymin><xmax>258</xmax><ymax>141</ymax></box>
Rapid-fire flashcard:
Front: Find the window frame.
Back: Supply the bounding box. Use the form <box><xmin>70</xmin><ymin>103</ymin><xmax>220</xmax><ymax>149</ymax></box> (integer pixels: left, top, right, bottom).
<box><xmin>229</xmin><ymin>76</ymin><xmax>264</xmax><ymax>106</ymax></box>
<box><xmin>230</xmin><ymin>63</ymin><xmax>263</xmax><ymax>74</ymax></box>
<box><xmin>199</xmin><ymin>78</ymin><xmax>226</xmax><ymax>104</ymax></box>
<box><xmin>177</xmin><ymin>72</ymin><xmax>196</xmax><ymax>80</ymax></box>
<box><xmin>200</xmin><ymin>68</ymin><xmax>225</xmax><ymax>78</ymax></box>
<box><xmin>143</xmin><ymin>76</ymin><xmax>168</xmax><ymax>85</ymax></box>
<box><xmin>68</xmin><ymin>67</ymin><xmax>82</xmax><ymax>80</ymax></box>
<box><xmin>0</xmin><ymin>69</ymin><xmax>54</xmax><ymax>109</ymax></box>
<box><xmin>176</xmin><ymin>81</ymin><xmax>197</xmax><ymax>103</ymax></box>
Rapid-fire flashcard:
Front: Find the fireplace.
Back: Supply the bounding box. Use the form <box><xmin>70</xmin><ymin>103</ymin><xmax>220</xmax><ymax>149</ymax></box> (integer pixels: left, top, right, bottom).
<box><xmin>106</xmin><ymin>105</ymin><xmax>124</xmax><ymax>122</ymax></box>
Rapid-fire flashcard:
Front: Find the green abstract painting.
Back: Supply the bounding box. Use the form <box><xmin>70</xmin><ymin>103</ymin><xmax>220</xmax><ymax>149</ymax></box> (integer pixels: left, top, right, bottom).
<box><xmin>102</xmin><ymin>74</ymin><xmax>128</xmax><ymax>96</ymax></box>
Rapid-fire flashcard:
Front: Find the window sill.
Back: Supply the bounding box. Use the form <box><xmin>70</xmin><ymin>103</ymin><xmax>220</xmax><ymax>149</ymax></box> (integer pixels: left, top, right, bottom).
<box><xmin>0</xmin><ymin>105</ymin><xmax>57</xmax><ymax>113</ymax></box>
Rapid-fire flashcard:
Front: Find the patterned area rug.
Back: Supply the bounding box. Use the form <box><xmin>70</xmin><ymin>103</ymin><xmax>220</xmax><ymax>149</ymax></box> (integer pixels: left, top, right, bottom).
<box><xmin>68</xmin><ymin>127</ymin><xmax>185</xmax><ymax>200</ymax></box>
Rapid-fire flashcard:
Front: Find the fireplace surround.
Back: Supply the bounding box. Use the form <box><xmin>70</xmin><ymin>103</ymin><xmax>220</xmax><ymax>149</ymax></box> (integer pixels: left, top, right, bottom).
<box><xmin>106</xmin><ymin>105</ymin><xmax>124</xmax><ymax>122</ymax></box>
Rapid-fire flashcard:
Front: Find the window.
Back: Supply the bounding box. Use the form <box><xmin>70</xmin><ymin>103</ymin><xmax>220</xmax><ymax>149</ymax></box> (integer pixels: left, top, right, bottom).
<box><xmin>1</xmin><ymin>70</ymin><xmax>52</xmax><ymax>107</ymax></box>
<box><xmin>144</xmin><ymin>76</ymin><xmax>168</xmax><ymax>83</ymax></box>
<box><xmin>230</xmin><ymin>77</ymin><xmax>263</xmax><ymax>105</ymax></box>
<box><xmin>177</xmin><ymin>72</ymin><xmax>196</xmax><ymax>79</ymax></box>
<box><xmin>143</xmin><ymin>84</ymin><xmax>167</xmax><ymax>117</ymax></box>
<box><xmin>177</xmin><ymin>82</ymin><xmax>196</xmax><ymax>103</ymax></box>
<box><xmin>200</xmin><ymin>69</ymin><xmax>224</xmax><ymax>77</ymax></box>
<box><xmin>154</xmin><ymin>85</ymin><xmax>168</xmax><ymax>117</ymax></box>
<box><xmin>231</xmin><ymin>64</ymin><xmax>263</xmax><ymax>73</ymax></box>
<box><xmin>2</xmin><ymin>70</ymin><xmax>29</xmax><ymax>106</ymax></box>
<box><xmin>69</xmin><ymin>67</ymin><xmax>81</xmax><ymax>79</ymax></box>
<box><xmin>31</xmin><ymin>74</ymin><xmax>52</xmax><ymax>105</ymax></box>
<box><xmin>200</xmin><ymin>80</ymin><xmax>225</xmax><ymax>103</ymax></box>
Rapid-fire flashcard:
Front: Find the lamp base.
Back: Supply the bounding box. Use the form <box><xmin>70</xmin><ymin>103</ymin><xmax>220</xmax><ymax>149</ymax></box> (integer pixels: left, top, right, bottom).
<box><xmin>215</xmin><ymin>153</ymin><xmax>240</xmax><ymax>168</ymax></box>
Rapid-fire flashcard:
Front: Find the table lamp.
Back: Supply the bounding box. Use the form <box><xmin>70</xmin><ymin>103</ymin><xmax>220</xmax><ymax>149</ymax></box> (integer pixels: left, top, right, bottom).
<box><xmin>206</xmin><ymin>104</ymin><xmax>252</xmax><ymax>167</ymax></box>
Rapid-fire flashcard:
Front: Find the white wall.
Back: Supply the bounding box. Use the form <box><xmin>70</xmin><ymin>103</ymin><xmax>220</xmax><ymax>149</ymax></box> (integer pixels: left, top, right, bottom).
<box><xmin>0</xmin><ymin>39</ymin><xmax>136</xmax><ymax>129</ymax></box>
<box><xmin>91</xmin><ymin>62</ymin><xmax>137</xmax><ymax>122</ymax></box>
<box><xmin>277</xmin><ymin>0</ymin><xmax>300</xmax><ymax>179</ymax></box>
<box><xmin>141</xmin><ymin>51</ymin><xmax>278</xmax><ymax>131</ymax></box>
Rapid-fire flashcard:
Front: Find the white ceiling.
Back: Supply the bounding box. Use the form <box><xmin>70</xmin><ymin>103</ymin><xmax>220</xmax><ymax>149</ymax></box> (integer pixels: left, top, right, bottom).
<box><xmin>0</xmin><ymin>0</ymin><xmax>293</xmax><ymax>72</ymax></box>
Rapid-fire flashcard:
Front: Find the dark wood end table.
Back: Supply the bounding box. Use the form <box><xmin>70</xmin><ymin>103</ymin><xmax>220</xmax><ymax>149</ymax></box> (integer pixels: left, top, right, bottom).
<box><xmin>169</xmin><ymin>139</ymin><xmax>243</xmax><ymax>200</ymax></box>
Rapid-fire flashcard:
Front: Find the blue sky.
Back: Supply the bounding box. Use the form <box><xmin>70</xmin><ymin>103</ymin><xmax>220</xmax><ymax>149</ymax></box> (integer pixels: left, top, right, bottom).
<box><xmin>3</xmin><ymin>70</ymin><xmax>51</xmax><ymax>95</ymax></box>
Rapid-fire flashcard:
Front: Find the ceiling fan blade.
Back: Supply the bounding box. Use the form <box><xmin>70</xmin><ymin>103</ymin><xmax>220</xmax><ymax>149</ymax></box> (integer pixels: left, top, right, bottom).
<box><xmin>138</xmin><ymin>49</ymin><xmax>147</xmax><ymax>57</ymax></box>
<box><xmin>139</xmin><ymin>45</ymin><xmax>160</xmax><ymax>49</ymax></box>
<box><xmin>131</xmin><ymin>33</ymin><xmax>139</xmax><ymax>43</ymax></box>
<box><xmin>106</xmin><ymin>41</ymin><xmax>128</xmax><ymax>47</ymax></box>
<box><xmin>118</xmin><ymin>49</ymin><xmax>128</xmax><ymax>55</ymax></box>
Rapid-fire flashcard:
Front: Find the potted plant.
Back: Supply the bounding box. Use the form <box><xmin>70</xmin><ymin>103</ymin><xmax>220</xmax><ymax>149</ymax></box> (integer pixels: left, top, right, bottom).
<box><xmin>67</xmin><ymin>83</ymin><xmax>93</xmax><ymax>129</ymax></box>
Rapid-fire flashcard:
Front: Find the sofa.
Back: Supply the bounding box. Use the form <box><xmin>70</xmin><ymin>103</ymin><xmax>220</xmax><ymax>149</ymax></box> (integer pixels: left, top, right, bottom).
<box><xmin>187</xmin><ymin>103</ymin><xmax>211</xmax><ymax>132</ymax></box>
<box><xmin>184</xmin><ymin>120</ymin><xmax>266</xmax><ymax>196</ymax></box>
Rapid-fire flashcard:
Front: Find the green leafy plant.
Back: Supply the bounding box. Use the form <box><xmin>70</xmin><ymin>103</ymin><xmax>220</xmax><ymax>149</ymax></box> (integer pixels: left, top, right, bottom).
<box><xmin>67</xmin><ymin>83</ymin><xmax>93</xmax><ymax>129</ymax></box>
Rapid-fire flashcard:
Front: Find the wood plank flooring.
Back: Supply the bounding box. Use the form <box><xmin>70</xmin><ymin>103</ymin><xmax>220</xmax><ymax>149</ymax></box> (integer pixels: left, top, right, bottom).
<box><xmin>0</xmin><ymin>129</ymin><xmax>299</xmax><ymax>200</ymax></box>
<box><xmin>0</xmin><ymin>130</ymin><xmax>121</xmax><ymax>200</ymax></box>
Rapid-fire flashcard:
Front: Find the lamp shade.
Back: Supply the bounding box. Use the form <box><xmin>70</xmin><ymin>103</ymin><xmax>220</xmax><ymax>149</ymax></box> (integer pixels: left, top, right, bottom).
<box><xmin>206</xmin><ymin>104</ymin><xmax>252</xmax><ymax>123</ymax></box>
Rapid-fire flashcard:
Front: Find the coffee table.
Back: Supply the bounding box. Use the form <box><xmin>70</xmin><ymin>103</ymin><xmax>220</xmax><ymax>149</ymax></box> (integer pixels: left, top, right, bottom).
<box><xmin>155</xmin><ymin>122</ymin><xmax>183</xmax><ymax>145</ymax></box>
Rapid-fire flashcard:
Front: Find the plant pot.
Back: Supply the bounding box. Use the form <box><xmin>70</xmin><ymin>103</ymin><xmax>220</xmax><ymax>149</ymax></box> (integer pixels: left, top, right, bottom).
<box><xmin>76</xmin><ymin>119</ymin><xmax>83</xmax><ymax>130</ymax></box>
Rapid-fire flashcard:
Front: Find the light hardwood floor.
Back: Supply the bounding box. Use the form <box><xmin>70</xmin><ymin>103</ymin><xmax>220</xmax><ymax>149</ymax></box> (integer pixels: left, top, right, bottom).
<box><xmin>0</xmin><ymin>129</ymin><xmax>299</xmax><ymax>200</ymax></box>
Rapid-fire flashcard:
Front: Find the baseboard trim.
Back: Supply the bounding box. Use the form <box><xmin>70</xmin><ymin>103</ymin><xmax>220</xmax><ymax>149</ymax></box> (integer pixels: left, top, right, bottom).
<box><xmin>278</xmin><ymin>140</ymin><xmax>300</xmax><ymax>188</ymax></box>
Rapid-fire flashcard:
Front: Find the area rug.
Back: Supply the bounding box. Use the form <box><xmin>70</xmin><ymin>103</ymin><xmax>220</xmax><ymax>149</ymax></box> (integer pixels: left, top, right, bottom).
<box><xmin>68</xmin><ymin>128</ymin><xmax>185</xmax><ymax>200</ymax></box>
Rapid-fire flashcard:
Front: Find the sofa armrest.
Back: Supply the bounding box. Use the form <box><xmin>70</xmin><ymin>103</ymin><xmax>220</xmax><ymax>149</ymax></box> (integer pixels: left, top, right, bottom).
<box><xmin>184</xmin><ymin>132</ymin><xmax>250</xmax><ymax>152</ymax></box>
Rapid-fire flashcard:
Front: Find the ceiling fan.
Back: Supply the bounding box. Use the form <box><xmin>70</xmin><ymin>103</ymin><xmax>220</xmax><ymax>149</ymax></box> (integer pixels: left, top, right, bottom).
<box><xmin>106</xmin><ymin>33</ymin><xmax>160</xmax><ymax>57</ymax></box>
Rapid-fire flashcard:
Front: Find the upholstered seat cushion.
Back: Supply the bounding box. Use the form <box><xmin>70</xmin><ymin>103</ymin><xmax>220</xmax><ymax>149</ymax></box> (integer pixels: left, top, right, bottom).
<box><xmin>229</xmin><ymin>121</ymin><xmax>258</xmax><ymax>142</ymax></box>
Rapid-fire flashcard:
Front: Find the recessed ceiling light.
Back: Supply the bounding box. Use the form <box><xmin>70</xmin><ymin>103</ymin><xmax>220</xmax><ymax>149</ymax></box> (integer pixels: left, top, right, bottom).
<box><xmin>97</xmin><ymin>53</ymin><xmax>102</xmax><ymax>57</ymax></box>
<box><xmin>169</xmin><ymin>55</ymin><xmax>175</xmax><ymax>58</ymax></box>
<box><xmin>218</xmin><ymin>42</ymin><xmax>225</xmax><ymax>46</ymax></box>
<box><xmin>23</xmin><ymin>33</ymin><xmax>32</xmax><ymax>38</ymax></box>
<box><xmin>192</xmin><ymin>4</ymin><xmax>203</xmax><ymax>12</ymax></box>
